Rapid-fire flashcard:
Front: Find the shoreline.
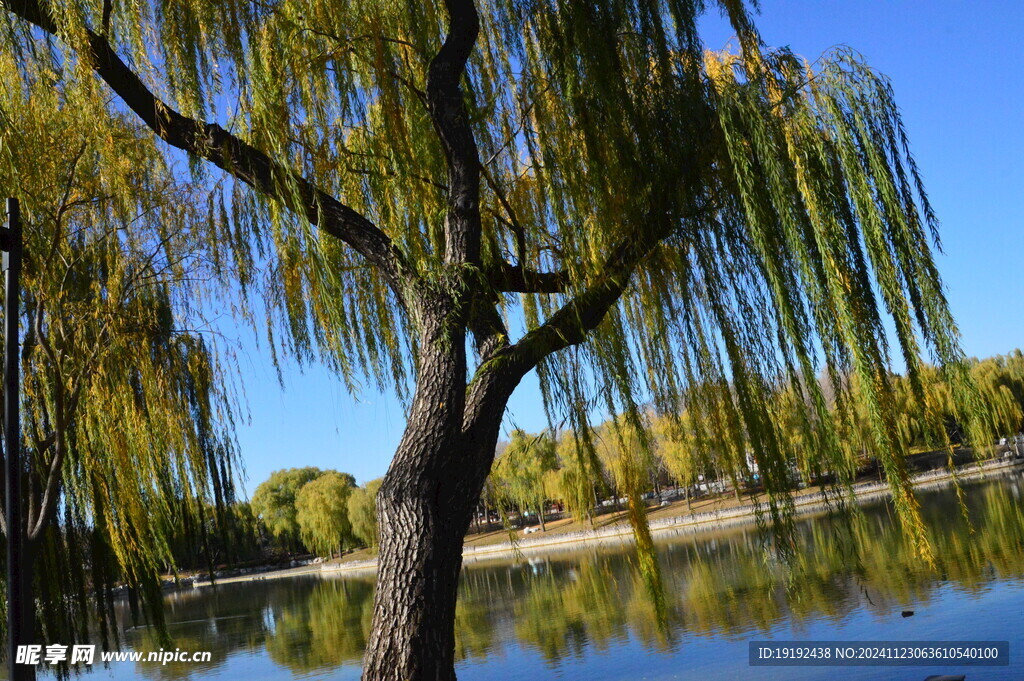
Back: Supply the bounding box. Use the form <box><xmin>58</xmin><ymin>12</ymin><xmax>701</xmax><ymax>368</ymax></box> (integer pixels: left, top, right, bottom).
<box><xmin>197</xmin><ymin>457</ymin><xmax>1024</xmax><ymax>586</ymax></box>
<box><xmin>466</xmin><ymin>456</ymin><xmax>1024</xmax><ymax>562</ymax></box>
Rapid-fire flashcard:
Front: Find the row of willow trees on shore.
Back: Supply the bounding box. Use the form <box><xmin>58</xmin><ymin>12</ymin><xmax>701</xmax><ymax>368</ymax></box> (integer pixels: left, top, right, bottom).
<box><xmin>484</xmin><ymin>351</ymin><xmax>1024</xmax><ymax>532</ymax></box>
<box><xmin>179</xmin><ymin>348</ymin><xmax>1024</xmax><ymax>567</ymax></box>
<box><xmin>162</xmin><ymin>348</ymin><xmax>1024</xmax><ymax>571</ymax></box>
<box><xmin>214</xmin><ymin>348</ymin><xmax>1024</xmax><ymax>569</ymax></box>
<box><xmin>156</xmin><ymin>469</ymin><xmax>384</xmax><ymax>567</ymax></box>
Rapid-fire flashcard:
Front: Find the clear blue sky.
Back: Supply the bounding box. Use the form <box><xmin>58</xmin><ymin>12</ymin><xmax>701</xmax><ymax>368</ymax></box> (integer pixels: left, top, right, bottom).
<box><xmin>228</xmin><ymin>0</ymin><xmax>1024</xmax><ymax>494</ymax></box>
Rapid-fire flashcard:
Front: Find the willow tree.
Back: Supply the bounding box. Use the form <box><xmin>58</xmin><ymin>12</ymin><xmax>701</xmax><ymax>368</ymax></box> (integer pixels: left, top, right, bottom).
<box><xmin>0</xmin><ymin>0</ymin><xmax>985</xmax><ymax>678</ymax></box>
<box><xmin>0</xmin><ymin>51</ymin><xmax>240</xmax><ymax>652</ymax></box>
<box><xmin>653</xmin><ymin>414</ymin><xmax>707</xmax><ymax>511</ymax></box>
<box><xmin>295</xmin><ymin>470</ymin><xmax>356</xmax><ymax>557</ymax></box>
<box><xmin>489</xmin><ymin>429</ymin><xmax>556</xmax><ymax>530</ymax></box>
<box><xmin>348</xmin><ymin>478</ymin><xmax>383</xmax><ymax>549</ymax></box>
<box><xmin>553</xmin><ymin>432</ymin><xmax>604</xmax><ymax>527</ymax></box>
<box><xmin>250</xmin><ymin>467</ymin><xmax>325</xmax><ymax>552</ymax></box>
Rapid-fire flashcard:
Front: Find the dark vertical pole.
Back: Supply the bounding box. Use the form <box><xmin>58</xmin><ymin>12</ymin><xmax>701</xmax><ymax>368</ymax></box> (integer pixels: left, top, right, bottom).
<box><xmin>2</xmin><ymin>198</ymin><xmax>25</xmax><ymax>681</ymax></box>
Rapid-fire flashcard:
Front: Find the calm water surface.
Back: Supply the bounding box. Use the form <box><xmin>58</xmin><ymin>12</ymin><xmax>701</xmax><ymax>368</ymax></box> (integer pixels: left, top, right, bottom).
<box><xmin>82</xmin><ymin>473</ymin><xmax>1024</xmax><ymax>680</ymax></box>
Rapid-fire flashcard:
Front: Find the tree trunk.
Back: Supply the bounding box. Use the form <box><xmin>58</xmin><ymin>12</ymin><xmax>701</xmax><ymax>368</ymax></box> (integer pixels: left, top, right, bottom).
<box><xmin>361</xmin><ymin>298</ymin><xmax>507</xmax><ymax>681</ymax></box>
<box><xmin>727</xmin><ymin>469</ymin><xmax>742</xmax><ymax>504</ymax></box>
<box><xmin>361</xmin><ymin>488</ymin><xmax>469</xmax><ymax>681</ymax></box>
<box><xmin>361</xmin><ymin>422</ymin><xmax>501</xmax><ymax>681</ymax></box>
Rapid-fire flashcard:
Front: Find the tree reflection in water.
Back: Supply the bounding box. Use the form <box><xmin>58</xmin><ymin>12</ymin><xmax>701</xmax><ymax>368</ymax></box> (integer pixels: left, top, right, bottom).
<box><xmin>118</xmin><ymin>474</ymin><xmax>1024</xmax><ymax>678</ymax></box>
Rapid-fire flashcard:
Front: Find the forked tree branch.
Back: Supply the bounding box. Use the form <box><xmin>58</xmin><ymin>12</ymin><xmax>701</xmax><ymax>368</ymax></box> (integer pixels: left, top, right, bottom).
<box><xmin>462</xmin><ymin>215</ymin><xmax>681</xmax><ymax>441</ymax></box>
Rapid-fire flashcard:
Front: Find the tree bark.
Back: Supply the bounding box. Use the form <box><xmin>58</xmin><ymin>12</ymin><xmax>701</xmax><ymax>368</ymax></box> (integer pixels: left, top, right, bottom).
<box><xmin>361</xmin><ymin>429</ymin><xmax>502</xmax><ymax>680</ymax></box>
<box><xmin>360</xmin><ymin>274</ymin><xmax>538</xmax><ymax>680</ymax></box>
<box><xmin>362</xmin><ymin>297</ymin><xmax>474</xmax><ymax>681</ymax></box>
<box><xmin>23</xmin><ymin>546</ymin><xmax>36</xmax><ymax>681</ymax></box>
<box><xmin>362</xmin><ymin>477</ymin><xmax>475</xmax><ymax>680</ymax></box>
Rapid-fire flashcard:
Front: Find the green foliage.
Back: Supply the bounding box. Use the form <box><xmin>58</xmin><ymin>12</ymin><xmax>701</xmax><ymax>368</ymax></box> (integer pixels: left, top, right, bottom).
<box><xmin>162</xmin><ymin>500</ymin><xmax>267</xmax><ymax>574</ymax></box>
<box><xmin>295</xmin><ymin>471</ymin><xmax>356</xmax><ymax>557</ymax></box>
<box><xmin>0</xmin><ymin>51</ymin><xmax>242</xmax><ymax>645</ymax></box>
<box><xmin>775</xmin><ymin>352</ymin><xmax>1024</xmax><ymax>474</ymax></box>
<box><xmin>925</xmin><ymin>352</ymin><xmax>1024</xmax><ymax>445</ymax></box>
<box><xmin>494</xmin><ymin>349</ymin><xmax>1024</xmax><ymax>541</ymax></box>
<box><xmin>552</xmin><ymin>432</ymin><xmax>604</xmax><ymax>526</ymax></box>
<box><xmin>1</xmin><ymin>0</ymin><xmax>998</xmax><ymax>592</ymax></box>
<box><xmin>347</xmin><ymin>478</ymin><xmax>383</xmax><ymax>549</ymax></box>
<box><xmin>490</xmin><ymin>430</ymin><xmax>557</xmax><ymax>527</ymax></box>
<box><xmin>653</xmin><ymin>414</ymin><xmax>705</xmax><ymax>493</ymax></box>
<box><xmin>250</xmin><ymin>468</ymin><xmax>323</xmax><ymax>549</ymax></box>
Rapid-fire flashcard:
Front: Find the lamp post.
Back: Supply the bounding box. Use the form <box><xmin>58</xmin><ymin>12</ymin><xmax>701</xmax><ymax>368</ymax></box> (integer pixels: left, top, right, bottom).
<box><xmin>1</xmin><ymin>197</ymin><xmax>26</xmax><ymax>681</ymax></box>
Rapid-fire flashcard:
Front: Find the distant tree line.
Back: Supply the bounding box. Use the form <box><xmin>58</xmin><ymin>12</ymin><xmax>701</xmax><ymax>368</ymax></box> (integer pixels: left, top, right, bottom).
<box><xmin>482</xmin><ymin>351</ymin><xmax>1024</xmax><ymax>531</ymax></box>
<box><xmin>192</xmin><ymin>352</ymin><xmax>1024</xmax><ymax>564</ymax></box>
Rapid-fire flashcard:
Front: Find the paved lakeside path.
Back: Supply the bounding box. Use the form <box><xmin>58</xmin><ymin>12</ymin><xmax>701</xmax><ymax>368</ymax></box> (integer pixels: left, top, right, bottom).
<box><xmin>196</xmin><ymin>456</ymin><xmax>1024</xmax><ymax>587</ymax></box>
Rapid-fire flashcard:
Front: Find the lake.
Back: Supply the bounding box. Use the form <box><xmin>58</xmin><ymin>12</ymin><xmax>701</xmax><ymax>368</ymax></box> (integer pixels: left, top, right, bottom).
<box><xmin>73</xmin><ymin>471</ymin><xmax>1024</xmax><ymax>680</ymax></box>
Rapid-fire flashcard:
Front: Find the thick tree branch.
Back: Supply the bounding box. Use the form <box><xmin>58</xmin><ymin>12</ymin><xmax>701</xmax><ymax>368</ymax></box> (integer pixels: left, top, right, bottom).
<box><xmin>427</xmin><ymin>0</ymin><xmax>482</xmax><ymax>266</ymax></box>
<box><xmin>486</xmin><ymin>261</ymin><xmax>569</xmax><ymax>294</ymax></box>
<box><xmin>463</xmin><ymin>218</ymin><xmax>677</xmax><ymax>443</ymax></box>
<box><xmin>466</xmin><ymin>297</ymin><xmax>509</xmax><ymax>364</ymax></box>
<box><xmin>2</xmin><ymin>0</ymin><xmax>409</xmax><ymax>290</ymax></box>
